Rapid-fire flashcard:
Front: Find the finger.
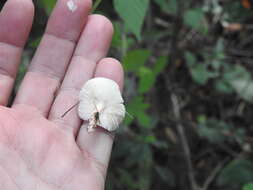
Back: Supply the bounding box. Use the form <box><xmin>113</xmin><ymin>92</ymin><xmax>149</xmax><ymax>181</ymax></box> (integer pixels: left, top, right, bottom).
<box><xmin>48</xmin><ymin>15</ymin><xmax>113</xmax><ymax>135</ymax></box>
<box><xmin>77</xmin><ymin>58</ymin><xmax>124</xmax><ymax>171</ymax></box>
<box><xmin>13</xmin><ymin>0</ymin><xmax>92</xmax><ymax>115</ymax></box>
<box><xmin>0</xmin><ymin>0</ymin><xmax>34</xmax><ymax>106</ymax></box>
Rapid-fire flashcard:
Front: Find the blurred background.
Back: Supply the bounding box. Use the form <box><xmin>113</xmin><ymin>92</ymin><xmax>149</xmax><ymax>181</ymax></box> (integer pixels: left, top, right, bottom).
<box><xmin>1</xmin><ymin>0</ymin><xmax>253</xmax><ymax>189</ymax></box>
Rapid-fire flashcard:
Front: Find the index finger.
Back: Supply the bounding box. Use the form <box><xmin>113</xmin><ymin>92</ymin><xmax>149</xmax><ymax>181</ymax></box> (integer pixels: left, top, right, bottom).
<box><xmin>0</xmin><ymin>0</ymin><xmax>34</xmax><ymax>105</ymax></box>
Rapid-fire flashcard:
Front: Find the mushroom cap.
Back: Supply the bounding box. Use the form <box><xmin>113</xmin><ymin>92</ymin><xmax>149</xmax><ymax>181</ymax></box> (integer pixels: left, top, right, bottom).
<box><xmin>78</xmin><ymin>77</ymin><xmax>125</xmax><ymax>131</ymax></box>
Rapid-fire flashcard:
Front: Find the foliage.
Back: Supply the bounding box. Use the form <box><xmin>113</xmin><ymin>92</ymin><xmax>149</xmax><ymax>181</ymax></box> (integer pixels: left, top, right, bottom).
<box><xmin>217</xmin><ymin>159</ymin><xmax>253</xmax><ymax>188</ymax></box>
<box><xmin>243</xmin><ymin>183</ymin><xmax>253</xmax><ymax>190</ymax></box>
<box><xmin>113</xmin><ymin>0</ymin><xmax>149</xmax><ymax>40</ymax></box>
<box><xmin>7</xmin><ymin>0</ymin><xmax>253</xmax><ymax>189</ymax></box>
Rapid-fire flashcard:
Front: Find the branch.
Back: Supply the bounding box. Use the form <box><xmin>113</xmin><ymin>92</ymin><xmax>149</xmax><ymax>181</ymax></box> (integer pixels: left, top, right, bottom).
<box><xmin>169</xmin><ymin>0</ymin><xmax>184</xmax><ymax>63</ymax></box>
<box><xmin>201</xmin><ymin>158</ymin><xmax>229</xmax><ymax>190</ymax></box>
<box><xmin>171</xmin><ymin>94</ymin><xmax>199</xmax><ymax>190</ymax></box>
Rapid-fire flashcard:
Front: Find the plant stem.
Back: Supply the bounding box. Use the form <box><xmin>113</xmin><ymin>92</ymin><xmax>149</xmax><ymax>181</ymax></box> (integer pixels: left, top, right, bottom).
<box><xmin>92</xmin><ymin>0</ymin><xmax>102</xmax><ymax>12</ymax></box>
<box><xmin>171</xmin><ymin>94</ymin><xmax>199</xmax><ymax>190</ymax></box>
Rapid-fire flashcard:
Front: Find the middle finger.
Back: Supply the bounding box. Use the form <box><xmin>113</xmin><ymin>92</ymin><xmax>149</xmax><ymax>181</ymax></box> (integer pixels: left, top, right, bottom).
<box><xmin>13</xmin><ymin>0</ymin><xmax>92</xmax><ymax>116</ymax></box>
<box><xmin>48</xmin><ymin>15</ymin><xmax>114</xmax><ymax>136</ymax></box>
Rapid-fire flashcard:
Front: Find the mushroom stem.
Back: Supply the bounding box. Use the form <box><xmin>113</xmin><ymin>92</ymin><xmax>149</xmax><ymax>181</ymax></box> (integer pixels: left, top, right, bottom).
<box><xmin>87</xmin><ymin>111</ymin><xmax>97</xmax><ymax>133</ymax></box>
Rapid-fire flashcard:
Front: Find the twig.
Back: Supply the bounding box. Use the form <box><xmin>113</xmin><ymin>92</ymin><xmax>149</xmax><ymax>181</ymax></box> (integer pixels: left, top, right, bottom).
<box><xmin>61</xmin><ymin>101</ymin><xmax>79</xmax><ymax>118</ymax></box>
<box><xmin>154</xmin><ymin>18</ymin><xmax>170</xmax><ymax>28</ymax></box>
<box><xmin>201</xmin><ymin>158</ymin><xmax>229</xmax><ymax>190</ymax></box>
<box><xmin>170</xmin><ymin>94</ymin><xmax>231</xmax><ymax>190</ymax></box>
<box><xmin>169</xmin><ymin>0</ymin><xmax>184</xmax><ymax>63</ymax></box>
<box><xmin>171</xmin><ymin>94</ymin><xmax>199</xmax><ymax>190</ymax></box>
<box><xmin>92</xmin><ymin>0</ymin><xmax>102</xmax><ymax>12</ymax></box>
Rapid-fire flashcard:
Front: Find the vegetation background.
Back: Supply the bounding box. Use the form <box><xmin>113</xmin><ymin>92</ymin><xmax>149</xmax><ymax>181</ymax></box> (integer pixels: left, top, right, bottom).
<box><xmin>1</xmin><ymin>0</ymin><xmax>253</xmax><ymax>189</ymax></box>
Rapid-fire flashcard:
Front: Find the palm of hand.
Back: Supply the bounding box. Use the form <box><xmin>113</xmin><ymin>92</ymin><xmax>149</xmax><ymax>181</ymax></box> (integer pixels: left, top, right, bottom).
<box><xmin>0</xmin><ymin>105</ymin><xmax>106</xmax><ymax>190</ymax></box>
<box><xmin>0</xmin><ymin>0</ymin><xmax>123</xmax><ymax>189</ymax></box>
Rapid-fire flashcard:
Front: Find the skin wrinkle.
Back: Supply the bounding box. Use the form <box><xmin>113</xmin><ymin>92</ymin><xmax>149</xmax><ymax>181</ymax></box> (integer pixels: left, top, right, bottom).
<box><xmin>45</xmin><ymin>31</ymin><xmax>79</xmax><ymax>44</ymax></box>
<box><xmin>0</xmin><ymin>165</ymin><xmax>20</xmax><ymax>190</ymax></box>
<box><xmin>0</xmin><ymin>40</ymin><xmax>23</xmax><ymax>49</ymax></box>
<box><xmin>12</xmin><ymin>104</ymin><xmax>45</xmax><ymax>119</ymax></box>
<box><xmin>0</xmin><ymin>41</ymin><xmax>22</xmax><ymax>49</ymax></box>
<box><xmin>0</xmin><ymin>163</ymin><xmax>21</xmax><ymax>190</ymax></box>
<box><xmin>0</xmin><ymin>113</ymin><xmax>13</xmax><ymax>147</ymax></box>
<box><xmin>0</xmin><ymin>121</ymin><xmax>21</xmax><ymax>189</ymax></box>
<box><xmin>0</xmin><ymin>42</ymin><xmax>21</xmax><ymax>78</ymax></box>
<box><xmin>79</xmin><ymin>142</ymin><xmax>107</xmax><ymax>180</ymax></box>
<box><xmin>14</xmin><ymin>77</ymin><xmax>60</xmax><ymax>116</ymax></box>
<box><xmin>28</xmin><ymin>34</ymin><xmax>75</xmax><ymax>79</ymax></box>
<box><xmin>8</xmin><ymin>125</ymin><xmax>66</xmax><ymax>189</ymax></box>
<box><xmin>19</xmin><ymin>120</ymin><xmax>80</xmax><ymax>190</ymax></box>
<box><xmin>0</xmin><ymin>66</ymin><xmax>15</xmax><ymax>78</ymax></box>
<box><xmin>23</xmin><ymin>71</ymin><xmax>61</xmax><ymax>92</ymax></box>
<box><xmin>56</xmin><ymin>154</ymin><xmax>82</xmax><ymax>190</ymax></box>
<box><xmin>0</xmin><ymin>131</ymin><xmax>54</xmax><ymax>189</ymax></box>
<box><xmin>19</xmin><ymin>132</ymin><xmax>56</xmax><ymax>188</ymax></box>
<box><xmin>61</xmin><ymin>55</ymin><xmax>97</xmax><ymax>89</ymax></box>
<box><xmin>0</xmin><ymin>108</ymin><xmax>21</xmax><ymax>150</ymax></box>
<box><xmin>28</xmin><ymin>61</ymin><xmax>70</xmax><ymax>82</ymax></box>
<box><xmin>53</xmin><ymin>118</ymin><xmax>78</xmax><ymax>135</ymax></box>
<box><xmin>0</xmin><ymin>64</ymin><xmax>18</xmax><ymax>84</ymax></box>
<box><xmin>33</xmin><ymin>138</ymin><xmax>73</xmax><ymax>190</ymax></box>
<box><xmin>27</xmin><ymin>68</ymin><xmax>63</xmax><ymax>82</ymax></box>
<box><xmin>2</xmin><ymin>107</ymin><xmax>59</xmax><ymax>189</ymax></box>
<box><xmin>59</xmin><ymin>86</ymin><xmax>83</xmax><ymax>94</ymax></box>
<box><xmin>2</xmin><ymin>110</ymin><xmax>57</xmax><ymax>189</ymax></box>
<box><xmin>72</xmin><ymin>54</ymin><xmax>99</xmax><ymax>66</ymax></box>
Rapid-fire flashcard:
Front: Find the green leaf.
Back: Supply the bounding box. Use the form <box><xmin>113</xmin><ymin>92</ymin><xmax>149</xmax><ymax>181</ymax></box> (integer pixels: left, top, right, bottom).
<box><xmin>143</xmin><ymin>135</ymin><xmax>157</xmax><ymax>144</ymax></box>
<box><xmin>117</xmin><ymin>169</ymin><xmax>139</xmax><ymax>189</ymax></box>
<box><xmin>92</xmin><ymin>0</ymin><xmax>102</xmax><ymax>12</ymax></box>
<box><xmin>122</xmin><ymin>49</ymin><xmax>151</xmax><ymax>72</ymax></box>
<box><xmin>138</xmin><ymin>56</ymin><xmax>167</xmax><ymax>94</ymax></box>
<box><xmin>215</xmin><ymin>79</ymin><xmax>234</xmax><ymax>94</ymax></box>
<box><xmin>224</xmin><ymin>65</ymin><xmax>253</xmax><ymax>102</ymax></box>
<box><xmin>197</xmin><ymin>119</ymin><xmax>232</xmax><ymax>143</ymax></box>
<box><xmin>113</xmin><ymin>0</ymin><xmax>150</xmax><ymax>40</ymax></box>
<box><xmin>224</xmin><ymin>65</ymin><xmax>251</xmax><ymax>81</ymax></box>
<box><xmin>229</xmin><ymin>79</ymin><xmax>253</xmax><ymax>102</ymax></box>
<box><xmin>155</xmin><ymin>166</ymin><xmax>175</xmax><ymax>186</ymax></box>
<box><xmin>185</xmin><ymin>52</ymin><xmax>218</xmax><ymax>85</ymax></box>
<box><xmin>153</xmin><ymin>56</ymin><xmax>168</xmax><ymax>75</ymax></box>
<box><xmin>185</xmin><ymin>52</ymin><xmax>197</xmax><ymax>67</ymax></box>
<box><xmin>40</xmin><ymin>0</ymin><xmax>57</xmax><ymax>15</ymax></box>
<box><xmin>243</xmin><ymin>183</ymin><xmax>253</xmax><ymax>190</ymax></box>
<box><xmin>214</xmin><ymin>39</ymin><xmax>226</xmax><ymax>60</ymax></box>
<box><xmin>217</xmin><ymin>159</ymin><xmax>253</xmax><ymax>186</ymax></box>
<box><xmin>124</xmin><ymin>143</ymin><xmax>151</xmax><ymax>166</ymax></box>
<box><xmin>184</xmin><ymin>8</ymin><xmax>206</xmax><ymax>32</ymax></box>
<box><xmin>198</xmin><ymin>124</ymin><xmax>226</xmax><ymax>143</ymax></box>
<box><xmin>111</xmin><ymin>22</ymin><xmax>122</xmax><ymax>48</ymax></box>
<box><xmin>125</xmin><ymin>96</ymin><xmax>151</xmax><ymax>128</ymax></box>
<box><xmin>138</xmin><ymin>110</ymin><xmax>152</xmax><ymax>127</ymax></box>
<box><xmin>189</xmin><ymin>64</ymin><xmax>217</xmax><ymax>85</ymax></box>
<box><xmin>197</xmin><ymin>115</ymin><xmax>207</xmax><ymax>124</ymax></box>
<box><xmin>138</xmin><ymin>67</ymin><xmax>156</xmax><ymax>93</ymax></box>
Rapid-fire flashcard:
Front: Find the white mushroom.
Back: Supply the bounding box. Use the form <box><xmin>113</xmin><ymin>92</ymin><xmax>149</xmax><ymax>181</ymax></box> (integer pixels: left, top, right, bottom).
<box><xmin>78</xmin><ymin>77</ymin><xmax>125</xmax><ymax>132</ymax></box>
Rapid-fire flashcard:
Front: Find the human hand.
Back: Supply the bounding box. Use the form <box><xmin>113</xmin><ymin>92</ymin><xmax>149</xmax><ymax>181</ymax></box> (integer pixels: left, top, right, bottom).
<box><xmin>0</xmin><ymin>0</ymin><xmax>123</xmax><ymax>189</ymax></box>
